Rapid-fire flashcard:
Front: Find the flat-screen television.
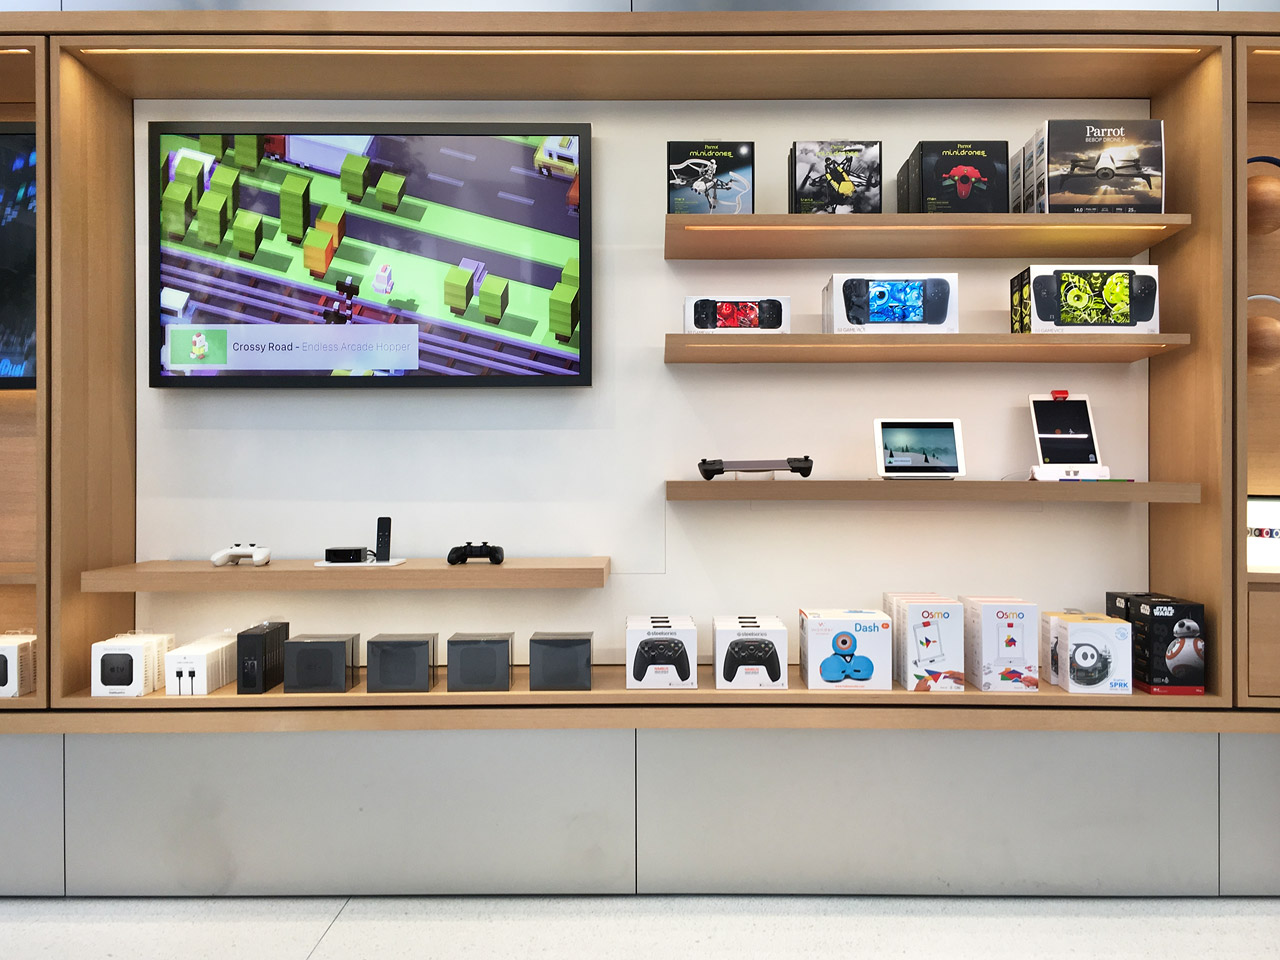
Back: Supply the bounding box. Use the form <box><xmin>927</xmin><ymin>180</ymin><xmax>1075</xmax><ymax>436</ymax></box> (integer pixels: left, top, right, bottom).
<box><xmin>0</xmin><ymin>123</ymin><xmax>37</xmax><ymax>389</ymax></box>
<box><xmin>148</xmin><ymin>122</ymin><xmax>590</xmax><ymax>387</ymax></box>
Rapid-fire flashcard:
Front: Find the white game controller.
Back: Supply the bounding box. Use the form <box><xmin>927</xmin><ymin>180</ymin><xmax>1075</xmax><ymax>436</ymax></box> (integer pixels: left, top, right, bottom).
<box><xmin>210</xmin><ymin>543</ymin><xmax>271</xmax><ymax>567</ymax></box>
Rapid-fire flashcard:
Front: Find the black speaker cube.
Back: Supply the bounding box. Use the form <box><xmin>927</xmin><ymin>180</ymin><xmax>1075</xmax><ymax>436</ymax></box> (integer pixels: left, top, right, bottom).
<box><xmin>367</xmin><ymin>634</ymin><xmax>437</xmax><ymax>693</ymax></box>
<box><xmin>447</xmin><ymin>632</ymin><xmax>513</xmax><ymax>692</ymax></box>
<box><xmin>237</xmin><ymin>621</ymin><xmax>289</xmax><ymax>694</ymax></box>
<box><xmin>529</xmin><ymin>632</ymin><xmax>593</xmax><ymax>690</ymax></box>
<box><xmin>284</xmin><ymin>634</ymin><xmax>357</xmax><ymax>693</ymax></box>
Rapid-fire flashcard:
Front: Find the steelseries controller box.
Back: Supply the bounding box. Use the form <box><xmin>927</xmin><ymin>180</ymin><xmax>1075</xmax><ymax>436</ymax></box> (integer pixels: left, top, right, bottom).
<box><xmin>713</xmin><ymin>615</ymin><xmax>787</xmax><ymax>689</ymax></box>
<box><xmin>823</xmin><ymin>273</ymin><xmax>959</xmax><ymax>334</ymax></box>
<box><xmin>1011</xmin><ymin>265</ymin><xmax>1159</xmax><ymax>334</ymax></box>
<box><xmin>897</xmin><ymin>140</ymin><xmax>1009</xmax><ymax>213</ymax></box>
<box><xmin>627</xmin><ymin>615</ymin><xmax>697</xmax><ymax>689</ymax></box>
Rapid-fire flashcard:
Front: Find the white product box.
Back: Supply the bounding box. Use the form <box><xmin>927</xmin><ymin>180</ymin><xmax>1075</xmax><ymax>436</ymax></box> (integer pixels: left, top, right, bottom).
<box><xmin>626</xmin><ymin>615</ymin><xmax>697</xmax><ymax>689</ymax></box>
<box><xmin>961</xmin><ymin>597</ymin><xmax>1039</xmax><ymax>692</ymax></box>
<box><xmin>165</xmin><ymin>632</ymin><xmax>238</xmax><ymax>696</ymax></box>
<box><xmin>683</xmin><ymin>296</ymin><xmax>791</xmax><ymax>333</ymax></box>
<box><xmin>1042</xmin><ymin>612</ymin><xmax>1131</xmax><ymax>694</ymax></box>
<box><xmin>822</xmin><ymin>273</ymin><xmax>959</xmax><ymax>334</ymax></box>
<box><xmin>883</xmin><ymin>593</ymin><xmax>964</xmax><ymax>691</ymax></box>
<box><xmin>713</xmin><ymin>615</ymin><xmax>788</xmax><ymax>689</ymax></box>
<box><xmin>1021</xmin><ymin>264</ymin><xmax>1159</xmax><ymax>333</ymax></box>
<box><xmin>798</xmin><ymin>608</ymin><xmax>892</xmax><ymax>690</ymax></box>
<box><xmin>1009</xmin><ymin>143</ymin><xmax>1023</xmax><ymax>214</ymax></box>
<box><xmin>1022</xmin><ymin>135</ymin><xmax>1037</xmax><ymax>214</ymax></box>
<box><xmin>1247</xmin><ymin>496</ymin><xmax>1280</xmax><ymax>570</ymax></box>
<box><xmin>0</xmin><ymin>633</ymin><xmax>36</xmax><ymax>698</ymax></box>
<box><xmin>91</xmin><ymin>633</ymin><xmax>175</xmax><ymax>697</ymax></box>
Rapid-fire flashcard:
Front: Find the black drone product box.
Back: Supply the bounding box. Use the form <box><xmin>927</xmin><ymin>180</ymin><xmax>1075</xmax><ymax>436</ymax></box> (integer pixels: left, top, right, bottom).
<box><xmin>1037</xmin><ymin>119</ymin><xmax>1164</xmax><ymax>214</ymax></box>
<box><xmin>237</xmin><ymin>620</ymin><xmax>288</xmax><ymax>694</ymax></box>
<box><xmin>366</xmin><ymin>633</ymin><xmax>437</xmax><ymax>693</ymax></box>
<box><xmin>667</xmin><ymin>141</ymin><xmax>754</xmax><ymax>215</ymax></box>
<box><xmin>896</xmin><ymin>140</ymin><xmax>1009</xmax><ymax>214</ymax></box>
<box><xmin>284</xmin><ymin>633</ymin><xmax>357</xmax><ymax>694</ymax></box>
<box><xmin>447</xmin><ymin>632</ymin><xmax>514</xmax><ymax>692</ymax></box>
<box><xmin>1131</xmin><ymin>597</ymin><xmax>1206</xmax><ymax>695</ymax></box>
<box><xmin>789</xmin><ymin>140</ymin><xmax>882</xmax><ymax>214</ymax></box>
<box><xmin>529</xmin><ymin>632</ymin><xmax>593</xmax><ymax>691</ymax></box>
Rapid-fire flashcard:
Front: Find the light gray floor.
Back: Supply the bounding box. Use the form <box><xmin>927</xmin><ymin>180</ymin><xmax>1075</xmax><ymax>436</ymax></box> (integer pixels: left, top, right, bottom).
<box><xmin>1</xmin><ymin>896</ymin><xmax>1279</xmax><ymax>959</ymax></box>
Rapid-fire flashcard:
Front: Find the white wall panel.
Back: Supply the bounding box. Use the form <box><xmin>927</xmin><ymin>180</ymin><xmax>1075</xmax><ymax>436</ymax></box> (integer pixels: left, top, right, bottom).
<box><xmin>0</xmin><ymin>735</ymin><xmax>64</xmax><ymax>896</ymax></box>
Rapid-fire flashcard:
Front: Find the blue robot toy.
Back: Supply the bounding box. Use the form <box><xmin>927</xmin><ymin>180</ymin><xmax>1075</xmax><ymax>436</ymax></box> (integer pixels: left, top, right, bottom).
<box><xmin>820</xmin><ymin>631</ymin><xmax>875</xmax><ymax>683</ymax></box>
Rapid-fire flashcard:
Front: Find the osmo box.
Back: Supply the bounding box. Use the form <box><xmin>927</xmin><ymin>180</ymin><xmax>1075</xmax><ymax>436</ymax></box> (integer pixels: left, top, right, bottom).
<box><xmin>798</xmin><ymin>608</ymin><xmax>892</xmax><ymax>690</ymax></box>
<box><xmin>1131</xmin><ymin>597</ymin><xmax>1206</xmax><ymax>695</ymax></box>
<box><xmin>285</xmin><ymin>634</ymin><xmax>358</xmax><ymax>693</ymax></box>
<box><xmin>1031</xmin><ymin>119</ymin><xmax>1164</xmax><ymax>214</ymax></box>
<box><xmin>366</xmin><ymin>634</ymin><xmax>437</xmax><ymax>693</ymax></box>
<box><xmin>0</xmin><ymin>633</ymin><xmax>36</xmax><ymax>698</ymax></box>
<box><xmin>1012</xmin><ymin>264</ymin><xmax>1159</xmax><ymax>333</ymax></box>
<box><xmin>91</xmin><ymin>632</ymin><xmax>174</xmax><ymax>697</ymax></box>
<box><xmin>897</xmin><ymin>140</ymin><xmax>1009</xmax><ymax>213</ymax></box>
<box><xmin>237</xmin><ymin>621</ymin><xmax>288</xmax><ymax>694</ymax></box>
<box><xmin>1042</xmin><ymin>613</ymin><xmax>1132</xmax><ymax>694</ymax></box>
<box><xmin>164</xmin><ymin>632</ymin><xmax>237</xmax><ymax>696</ymax></box>
<box><xmin>529</xmin><ymin>632</ymin><xmax>593</xmax><ymax>691</ymax></box>
<box><xmin>684</xmin><ymin>296</ymin><xmax>791</xmax><ymax>333</ymax></box>
<box><xmin>447</xmin><ymin>632</ymin><xmax>513</xmax><ymax>692</ymax></box>
<box><xmin>883</xmin><ymin>593</ymin><xmax>964</xmax><ymax>691</ymax></box>
<box><xmin>960</xmin><ymin>597</ymin><xmax>1038</xmax><ymax>692</ymax></box>
<box><xmin>627</xmin><ymin>615</ymin><xmax>697</xmax><ymax>689</ymax></box>
<box><xmin>714</xmin><ymin>615</ymin><xmax>787</xmax><ymax>689</ymax></box>
<box><xmin>823</xmin><ymin>273</ymin><xmax>959</xmax><ymax>334</ymax></box>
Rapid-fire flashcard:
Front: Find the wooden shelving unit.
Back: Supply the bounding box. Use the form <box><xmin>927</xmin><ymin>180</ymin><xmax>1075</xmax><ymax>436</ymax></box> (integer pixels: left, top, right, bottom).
<box><xmin>665</xmin><ymin>213</ymin><xmax>1191</xmax><ymax>261</ymax></box>
<box><xmin>664</xmin><ymin>333</ymin><xmax>1190</xmax><ymax>365</ymax></box>
<box><xmin>80</xmin><ymin>557</ymin><xmax>611</xmax><ymax>593</ymax></box>
<box><xmin>0</xmin><ymin>561</ymin><xmax>36</xmax><ymax>586</ymax></box>
<box><xmin>667</xmin><ymin>479</ymin><xmax>1201</xmax><ymax>504</ymax></box>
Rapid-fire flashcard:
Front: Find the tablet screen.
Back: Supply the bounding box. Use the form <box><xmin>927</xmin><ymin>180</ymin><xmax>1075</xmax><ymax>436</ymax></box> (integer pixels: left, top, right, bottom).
<box><xmin>880</xmin><ymin>421</ymin><xmax>961</xmax><ymax>475</ymax></box>
<box><xmin>1033</xmin><ymin>398</ymin><xmax>1099</xmax><ymax>464</ymax></box>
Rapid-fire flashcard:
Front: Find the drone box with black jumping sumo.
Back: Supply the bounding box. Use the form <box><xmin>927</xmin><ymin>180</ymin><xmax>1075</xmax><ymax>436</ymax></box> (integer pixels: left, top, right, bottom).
<box><xmin>667</xmin><ymin>141</ymin><xmax>754</xmax><ymax>215</ymax></box>
<box><xmin>1131</xmin><ymin>598</ymin><xmax>1206</xmax><ymax>695</ymax></box>
<box><xmin>789</xmin><ymin>140</ymin><xmax>881</xmax><ymax>214</ymax></box>
<box><xmin>896</xmin><ymin>140</ymin><xmax>1009</xmax><ymax>214</ymax></box>
<box><xmin>1033</xmin><ymin>120</ymin><xmax>1164</xmax><ymax>214</ymax></box>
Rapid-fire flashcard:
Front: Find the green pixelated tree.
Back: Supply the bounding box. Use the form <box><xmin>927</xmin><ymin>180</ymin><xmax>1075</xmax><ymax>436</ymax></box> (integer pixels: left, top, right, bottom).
<box><xmin>162</xmin><ymin>181</ymin><xmax>193</xmax><ymax>240</ymax></box>
<box><xmin>444</xmin><ymin>265</ymin><xmax>474</xmax><ymax>316</ymax></box>
<box><xmin>341</xmin><ymin>153</ymin><xmax>371</xmax><ymax>202</ymax></box>
<box><xmin>199</xmin><ymin>135</ymin><xmax>229</xmax><ymax>160</ymax></box>
<box><xmin>232</xmin><ymin>209</ymin><xmax>263</xmax><ymax>260</ymax></box>
<box><xmin>232</xmin><ymin>134</ymin><xmax>264</xmax><ymax>171</ymax></box>
<box><xmin>174</xmin><ymin>155</ymin><xmax>205</xmax><ymax>213</ymax></box>
<box><xmin>279</xmin><ymin>173</ymin><xmax>312</xmax><ymax>244</ymax></box>
<box><xmin>375</xmin><ymin>171</ymin><xmax>406</xmax><ymax>212</ymax></box>
<box><xmin>209</xmin><ymin>164</ymin><xmax>239</xmax><ymax>220</ymax></box>
<box><xmin>302</xmin><ymin>227</ymin><xmax>335</xmax><ymax>280</ymax></box>
<box><xmin>549</xmin><ymin>282</ymin><xmax>580</xmax><ymax>344</ymax></box>
<box><xmin>478</xmin><ymin>275</ymin><xmax>509</xmax><ymax>325</ymax></box>
<box><xmin>196</xmin><ymin>190</ymin><xmax>228</xmax><ymax>247</ymax></box>
<box><xmin>561</xmin><ymin>257</ymin><xmax>579</xmax><ymax>287</ymax></box>
<box><xmin>316</xmin><ymin>205</ymin><xmax>346</xmax><ymax>246</ymax></box>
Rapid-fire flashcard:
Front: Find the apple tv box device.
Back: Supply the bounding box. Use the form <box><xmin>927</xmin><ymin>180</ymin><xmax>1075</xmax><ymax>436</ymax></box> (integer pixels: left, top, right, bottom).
<box><xmin>447</xmin><ymin>632</ymin><xmax>514</xmax><ymax>692</ymax></box>
<box><xmin>367</xmin><ymin>634</ymin><xmax>438</xmax><ymax>693</ymax></box>
<box><xmin>529</xmin><ymin>632</ymin><xmax>593</xmax><ymax>691</ymax></box>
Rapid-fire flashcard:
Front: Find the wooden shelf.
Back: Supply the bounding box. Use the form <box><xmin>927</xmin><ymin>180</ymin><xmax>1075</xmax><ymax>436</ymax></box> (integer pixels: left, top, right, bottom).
<box><xmin>80</xmin><ymin>557</ymin><xmax>611</xmax><ymax>593</ymax></box>
<box><xmin>0</xmin><ymin>561</ymin><xmax>36</xmax><ymax>586</ymax></box>
<box><xmin>1247</xmin><ymin>569</ymin><xmax>1280</xmax><ymax>585</ymax></box>
<box><xmin>664</xmin><ymin>333</ymin><xmax>1190</xmax><ymax>365</ymax></box>
<box><xmin>664</xmin><ymin>213</ymin><xmax>1191</xmax><ymax>260</ymax></box>
<box><xmin>666</xmin><ymin>479</ymin><xmax>1201</xmax><ymax>504</ymax></box>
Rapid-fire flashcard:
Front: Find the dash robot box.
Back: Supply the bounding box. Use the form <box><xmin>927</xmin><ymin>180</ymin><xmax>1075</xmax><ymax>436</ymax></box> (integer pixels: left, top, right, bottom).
<box><xmin>897</xmin><ymin>140</ymin><xmax>1009</xmax><ymax>213</ymax></box>
<box><xmin>1030</xmin><ymin>120</ymin><xmax>1164</xmax><ymax>214</ymax></box>
<box><xmin>714</xmin><ymin>615</ymin><xmax>788</xmax><ymax>689</ymax></box>
<box><xmin>627</xmin><ymin>615</ymin><xmax>697</xmax><ymax>689</ymax></box>
<box><xmin>883</xmin><ymin>593</ymin><xmax>964</xmax><ymax>691</ymax></box>
<box><xmin>1040</xmin><ymin>612</ymin><xmax>1131</xmax><ymax>695</ymax></box>
<box><xmin>823</xmin><ymin>273</ymin><xmax>959</xmax><ymax>334</ymax></box>
<box><xmin>1131</xmin><ymin>597</ymin><xmax>1206</xmax><ymax>695</ymax></box>
<box><xmin>1011</xmin><ymin>264</ymin><xmax>1159</xmax><ymax>333</ymax></box>
<box><xmin>798</xmin><ymin>608</ymin><xmax>892</xmax><ymax>691</ymax></box>
<box><xmin>961</xmin><ymin>597</ymin><xmax>1039</xmax><ymax>692</ymax></box>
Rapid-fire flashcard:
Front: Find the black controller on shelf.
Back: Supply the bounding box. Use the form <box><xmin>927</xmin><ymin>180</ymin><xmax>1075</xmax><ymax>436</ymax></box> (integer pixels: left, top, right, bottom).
<box><xmin>722</xmin><ymin>639</ymin><xmax>782</xmax><ymax>683</ymax></box>
<box><xmin>446</xmin><ymin>541</ymin><xmax>505</xmax><ymax>565</ymax></box>
<box><xmin>633</xmin><ymin>638</ymin><xmax>691</xmax><ymax>682</ymax></box>
<box><xmin>698</xmin><ymin>456</ymin><xmax>813</xmax><ymax>480</ymax></box>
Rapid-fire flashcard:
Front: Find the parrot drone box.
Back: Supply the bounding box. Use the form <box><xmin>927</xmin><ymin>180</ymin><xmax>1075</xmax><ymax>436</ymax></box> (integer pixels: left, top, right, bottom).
<box><xmin>1041</xmin><ymin>612</ymin><xmax>1131</xmax><ymax>695</ymax></box>
<box><xmin>798</xmin><ymin>608</ymin><xmax>892</xmax><ymax>691</ymax></box>
<box><xmin>627</xmin><ymin>615</ymin><xmax>698</xmax><ymax>689</ymax></box>
<box><xmin>0</xmin><ymin>634</ymin><xmax>36</xmax><ymax>698</ymax></box>
<box><xmin>896</xmin><ymin>140</ymin><xmax>1009</xmax><ymax>214</ymax></box>
<box><xmin>667</xmin><ymin>141</ymin><xmax>754</xmax><ymax>215</ymax></box>
<box><xmin>961</xmin><ymin>597</ymin><xmax>1039</xmax><ymax>692</ymax></box>
<box><xmin>883</xmin><ymin>593</ymin><xmax>965</xmax><ymax>692</ymax></box>
<box><xmin>822</xmin><ymin>273</ymin><xmax>960</xmax><ymax>334</ymax></box>
<box><xmin>1012</xmin><ymin>264</ymin><xmax>1160</xmax><ymax>333</ymax></box>
<box><xmin>684</xmin><ymin>296</ymin><xmax>791</xmax><ymax>333</ymax></box>
<box><xmin>789</xmin><ymin>140</ymin><xmax>882</xmax><ymax>214</ymax></box>
<box><xmin>1009</xmin><ymin>143</ymin><xmax>1024</xmax><ymax>214</ymax></box>
<box><xmin>1032</xmin><ymin>120</ymin><xmax>1164</xmax><ymax>214</ymax></box>
<box><xmin>714</xmin><ymin>615</ymin><xmax>788</xmax><ymax>689</ymax></box>
<box><xmin>1131</xmin><ymin>598</ymin><xmax>1206</xmax><ymax>695</ymax></box>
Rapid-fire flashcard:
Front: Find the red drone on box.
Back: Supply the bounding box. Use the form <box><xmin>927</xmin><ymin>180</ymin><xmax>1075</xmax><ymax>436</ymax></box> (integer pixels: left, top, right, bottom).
<box><xmin>942</xmin><ymin>164</ymin><xmax>988</xmax><ymax>199</ymax></box>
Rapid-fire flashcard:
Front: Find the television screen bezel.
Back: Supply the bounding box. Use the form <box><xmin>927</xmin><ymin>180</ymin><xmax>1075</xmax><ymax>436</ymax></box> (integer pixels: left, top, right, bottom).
<box><xmin>0</xmin><ymin>121</ymin><xmax>37</xmax><ymax>391</ymax></box>
<box><xmin>148</xmin><ymin>120</ymin><xmax>592</xmax><ymax>389</ymax></box>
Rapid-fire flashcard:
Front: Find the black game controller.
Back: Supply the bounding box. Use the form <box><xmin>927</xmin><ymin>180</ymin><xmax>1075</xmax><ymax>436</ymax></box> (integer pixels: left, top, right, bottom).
<box><xmin>699</xmin><ymin>456</ymin><xmax>813</xmax><ymax>480</ymax></box>
<box><xmin>633</xmin><ymin>638</ymin><xmax>691</xmax><ymax>682</ymax></box>
<box><xmin>1031</xmin><ymin>275</ymin><xmax>1060</xmax><ymax>325</ymax></box>
<box><xmin>1130</xmin><ymin>274</ymin><xmax>1158</xmax><ymax>324</ymax></box>
<box><xmin>692</xmin><ymin>299</ymin><xmax>784</xmax><ymax>330</ymax></box>
<box><xmin>1032</xmin><ymin>272</ymin><xmax>1157</xmax><ymax>326</ymax></box>
<box><xmin>723</xmin><ymin>639</ymin><xmax>782</xmax><ymax>683</ymax></box>
<box><xmin>447</xmin><ymin>541</ymin><xmax>505</xmax><ymax>565</ymax></box>
<box><xmin>841</xmin><ymin>277</ymin><xmax>950</xmax><ymax>326</ymax></box>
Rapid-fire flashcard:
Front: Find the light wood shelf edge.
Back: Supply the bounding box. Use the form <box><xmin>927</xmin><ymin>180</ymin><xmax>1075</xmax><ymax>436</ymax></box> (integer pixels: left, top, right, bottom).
<box><xmin>0</xmin><ymin>561</ymin><xmax>36</xmax><ymax>585</ymax></box>
<box><xmin>666</xmin><ymin>480</ymin><xmax>1202</xmax><ymax>504</ymax></box>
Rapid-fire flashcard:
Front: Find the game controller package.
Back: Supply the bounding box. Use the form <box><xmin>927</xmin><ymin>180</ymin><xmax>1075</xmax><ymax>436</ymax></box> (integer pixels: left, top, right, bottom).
<box><xmin>0</xmin><ymin>633</ymin><xmax>36</xmax><ymax>698</ymax></box>
<box><xmin>883</xmin><ymin>593</ymin><xmax>964</xmax><ymax>692</ymax></box>
<box><xmin>789</xmin><ymin>140</ymin><xmax>882</xmax><ymax>214</ymax></box>
<box><xmin>798</xmin><ymin>608</ymin><xmax>892</xmax><ymax>690</ymax></box>
<box><xmin>1028</xmin><ymin>120</ymin><xmax>1164</xmax><ymax>214</ymax></box>
<box><xmin>1131</xmin><ymin>597</ymin><xmax>1206</xmax><ymax>695</ymax></box>
<box><xmin>822</xmin><ymin>273</ymin><xmax>959</xmax><ymax>334</ymax></box>
<box><xmin>667</xmin><ymin>141</ymin><xmax>754</xmax><ymax>215</ymax></box>
<box><xmin>626</xmin><ymin>615</ymin><xmax>697</xmax><ymax>689</ymax></box>
<box><xmin>714</xmin><ymin>615</ymin><xmax>788</xmax><ymax>689</ymax></box>
<box><xmin>896</xmin><ymin>140</ymin><xmax>1009</xmax><ymax>213</ymax></box>
<box><xmin>960</xmin><ymin>597</ymin><xmax>1038</xmax><ymax>692</ymax></box>
<box><xmin>1011</xmin><ymin>264</ymin><xmax>1159</xmax><ymax>334</ymax></box>
<box><xmin>91</xmin><ymin>632</ymin><xmax>175</xmax><ymax>697</ymax></box>
<box><xmin>684</xmin><ymin>296</ymin><xmax>791</xmax><ymax>333</ymax></box>
<box><xmin>1040</xmin><ymin>612</ymin><xmax>1131</xmax><ymax>695</ymax></box>
<box><xmin>1009</xmin><ymin>142</ymin><xmax>1024</xmax><ymax>214</ymax></box>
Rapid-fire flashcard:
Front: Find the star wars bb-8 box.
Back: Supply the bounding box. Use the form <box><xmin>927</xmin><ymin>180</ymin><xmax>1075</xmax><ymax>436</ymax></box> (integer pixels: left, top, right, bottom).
<box><xmin>1131</xmin><ymin>597</ymin><xmax>1206</xmax><ymax>695</ymax></box>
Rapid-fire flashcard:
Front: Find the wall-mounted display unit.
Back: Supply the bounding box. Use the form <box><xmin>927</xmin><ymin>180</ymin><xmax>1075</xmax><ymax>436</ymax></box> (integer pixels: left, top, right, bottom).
<box><xmin>0</xmin><ymin>123</ymin><xmax>36</xmax><ymax>389</ymax></box>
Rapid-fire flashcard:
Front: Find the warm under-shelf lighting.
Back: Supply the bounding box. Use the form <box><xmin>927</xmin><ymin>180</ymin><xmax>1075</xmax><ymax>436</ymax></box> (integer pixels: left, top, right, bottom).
<box><xmin>79</xmin><ymin>45</ymin><xmax>1204</xmax><ymax>57</ymax></box>
<box><xmin>0</xmin><ymin>49</ymin><xmax>31</xmax><ymax>55</ymax></box>
<box><xmin>679</xmin><ymin>223</ymin><xmax>1177</xmax><ymax>232</ymax></box>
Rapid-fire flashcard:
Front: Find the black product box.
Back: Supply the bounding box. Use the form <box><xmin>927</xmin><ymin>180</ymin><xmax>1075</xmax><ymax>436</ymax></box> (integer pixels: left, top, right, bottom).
<box><xmin>447</xmin><ymin>632</ymin><xmax>514</xmax><ymax>692</ymax></box>
<box><xmin>1131</xmin><ymin>597</ymin><xmax>1206</xmax><ymax>695</ymax></box>
<box><xmin>1038</xmin><ymin>119</ymin><xmax>1164</xmax><ymax>214</ymax></box>
<box><xmin>529</xmin><ymin>632</ymin><xmax>593</xmax><ymax>691</ymax></box>
<box><xmin>1010</xmin><ymin>268</ymin><xmax>1031</xmax><ymax>333</ymax></box>
<box><xmin>896</xmin><ymin>140</ymin><xmax>1009</xmax><ymax>213</ymax></box>
<box><xmin>284</xmin><ymin>634</ymin><xmax>357</xmax><ymax>693</ymax></box>
<box><xmin>237</xmin><ymin>620</ymin><xmax>288</xmax><ymax>694</ymax></box>
<box><xmin>1105</xmin><ymin>590</ymin><xmax>1162</xmax><ymax>623</ymax></box>
<box><xmin>367</xmin><ymin>633</ymin><xmax>437</xmax><ymax>693</ymax></box>
<box><xmin>667</xmin><ymin>141</ymin><xmax>753</xmax><ymax>215</ymax></box>
<box><xmin>789</xmin><ymin>140</ymin><xmax>881</xmax><ymax>214</ymax></box>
